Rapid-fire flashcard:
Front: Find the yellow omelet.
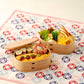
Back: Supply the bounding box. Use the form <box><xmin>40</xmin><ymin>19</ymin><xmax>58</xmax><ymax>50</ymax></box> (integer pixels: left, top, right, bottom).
<box><xmin>16</xmin><ymin>53</ymin><xmax>50</xmax><ymax>62</ymax></box>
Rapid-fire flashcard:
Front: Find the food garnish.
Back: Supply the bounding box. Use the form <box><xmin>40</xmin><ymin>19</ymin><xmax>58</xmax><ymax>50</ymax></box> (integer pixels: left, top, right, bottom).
<box><xmin>39</xmin><ymin>30</ymin><xmax>52</xmax><ymax>41</ymax></box>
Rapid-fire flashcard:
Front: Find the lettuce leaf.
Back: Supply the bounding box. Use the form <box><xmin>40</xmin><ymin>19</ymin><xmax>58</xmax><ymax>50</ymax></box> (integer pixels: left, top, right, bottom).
<box><xmin>39</xmin><ymin>30</ymin><xmax>52</xmax><ymax>41</ymax></box>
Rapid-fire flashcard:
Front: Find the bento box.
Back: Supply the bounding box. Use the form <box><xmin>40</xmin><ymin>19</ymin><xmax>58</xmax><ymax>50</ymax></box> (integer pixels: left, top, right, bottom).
<box><xmin>39</xmin><ymin>25</ymin><xmax>75</xmax><ymax>54</ymax></box>
<box><xmin>4</xmin><ymin>38</ymin><xmax>51</xmax><ymax>72</ymax></box>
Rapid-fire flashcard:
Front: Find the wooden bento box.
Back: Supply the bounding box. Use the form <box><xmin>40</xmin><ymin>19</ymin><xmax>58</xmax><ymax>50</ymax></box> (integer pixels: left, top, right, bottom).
<box><xmin>39</xmin><ymin>25</ymin><xmax>75</xmax><ymax>54</ymax></box>
<box><xmin>4</xmin><ymin>38</ymin><xmax>51</xmax><ymax>72</ymax></box>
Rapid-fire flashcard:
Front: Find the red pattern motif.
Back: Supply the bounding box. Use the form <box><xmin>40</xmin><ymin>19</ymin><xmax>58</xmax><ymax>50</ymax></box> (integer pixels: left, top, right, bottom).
<box><xmin>16</xmin><ymin>14</ymin><xmax>24</xmax><ymax>18</ymax></box>
<box><xmin>48</xmin><ymin>23</ymin><xmax>56</xmax><ymax>28</ymax></box>
<box><xmin>67</xmin><ymin>63</ymin><xmax>76</xmax><ymax>69</ymax></box>
<box><xmin>7</xmin><ymin>36</ymin><xmax>15</xmax><ymax>40</ymax></box>
<box><xmin>5</xmin><ymin>50</ymin><xmax>13</xmax><ymax>54</ymax></box>
<box><xmin>72</xmin><ymin>24</ymin><xmax>80</xmax><ymax>29</ymax></box>
<box><xmin>20</xmin><ymin>18</ymin><xmax>29</xmax><ymax>22</ymax></box>
<box><xmin>55</xmin><ymin>71</ymin><xmax>63</xmax><ymax>77</ymax></box>
<box><xmin>49</xmin><ymin>64</ymin><xmax>58</xmax><ymax>70</ymax></box>
<box><xmin>69</xmin><ymin>80</ymin><xmax>78</xmax><ymax>84</ymax></box>
<box><xmin>35</xmin><ymin>72</ymin><xmax>44</xmax><ymax>78</ymax></box>
<box><xmin>44</xmin><ymin>18</ymin><xmax>51</xmax><ymax>23</ymax></box>
<box><xmin>78</xmin><ymin>42</ymin><xmax>84</xmax><ymax>47</ymax></box>
<box><xmin>3</xmin><ymin>64</ymin><xmax>12</xmax><ymax>70</ymax></box>
<box><xmin>77</xmin><ymin>29</ymin><xmax>84</xmax><ymax>34</ymax></box>
<box><xmin>82</xmin><ymin>73</ymin><xmax>84</xmax><ymax>77</ymax></box>
<box><xmin>3</xmin><ymin>31</ymin><xmax>11</xmax><ymax>36</ymax></box>
<box><xmin>80</xmin><ymin>56</ymin><xmax>84</xmax><ymax>62</ymax></box>
<box><xmin>32</xmin><ymin>24</ymin><xmax>40</xmax><ymax>29</ymax></box>
<box><xmin>20</xmin><ymin>30</ymin><xmax>28</xmax><ymax>35</ymax></box>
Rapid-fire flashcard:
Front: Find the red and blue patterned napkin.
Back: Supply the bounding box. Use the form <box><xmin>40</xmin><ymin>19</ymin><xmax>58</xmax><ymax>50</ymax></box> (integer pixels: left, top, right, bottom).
<box><xmin>0</xmin><ymin>10</ymin><xmax>84</xmax><ymax>84</ymax></box>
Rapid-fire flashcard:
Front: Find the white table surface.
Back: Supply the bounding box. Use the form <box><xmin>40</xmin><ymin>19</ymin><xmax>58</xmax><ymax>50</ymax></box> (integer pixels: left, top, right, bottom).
<box><xmin>0</xmin><ymin>0</ymin><xmax>84</xmax><ymax>84</ymax></box>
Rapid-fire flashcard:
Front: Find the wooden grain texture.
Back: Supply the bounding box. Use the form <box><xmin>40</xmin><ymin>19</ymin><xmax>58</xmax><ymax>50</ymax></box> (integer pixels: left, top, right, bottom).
<box><xmin>4</xmin><ymin>37</ymin><xmax>51</xmax><ymax>72</ymax></box>
<box><xmin>40</xmin><ymin>38</ymin><xmax>75</xmax><ymax>54</ymax></box>
<box><xmin>4</xmin><ymin>38</ymin><xmax>38</xmax><ymax>50</ymax></box>
<box><xmin>13</xmin><ymin>55</ymin><xmax>51</xmax><ymax>72</ymax></box>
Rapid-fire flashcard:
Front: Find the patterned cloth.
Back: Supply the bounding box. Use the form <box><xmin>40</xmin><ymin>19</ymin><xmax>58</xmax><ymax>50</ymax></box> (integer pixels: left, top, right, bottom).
<box><xmin>0</xmin><ymin>10</ymin><xmax>84</xmax><ymax>84</ymax></box>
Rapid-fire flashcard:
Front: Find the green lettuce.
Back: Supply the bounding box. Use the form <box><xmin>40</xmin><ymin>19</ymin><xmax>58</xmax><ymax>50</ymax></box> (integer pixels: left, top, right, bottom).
<box><xmin>39</xmin><ymin>30</ymin><xmax>52</xmax><ymax>41</ymax></box>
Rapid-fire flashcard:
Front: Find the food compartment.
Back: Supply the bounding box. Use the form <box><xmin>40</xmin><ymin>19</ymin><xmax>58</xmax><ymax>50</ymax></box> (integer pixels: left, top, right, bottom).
<box><xmin>39</xmin><ymin>25</ymin><xmax>75</xmax><ymax>54</ymax></box>
<box><xmin>13</xmin><ymin>43</ymin><xmax>51</xmax><ymax>72</ymax></box>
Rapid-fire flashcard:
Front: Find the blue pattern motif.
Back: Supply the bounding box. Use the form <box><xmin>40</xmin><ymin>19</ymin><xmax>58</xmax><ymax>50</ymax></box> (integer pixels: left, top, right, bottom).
<box><xmin>15</xmin><ymin>25</ymin><xmax>23</xmax><ymax>29</ymax></box>
<box><xmin>63</xmin><ymin>73</ymin><xmax>72</xmax><ymax>80</ymax></box>
<box><xmin>49</xmin><ymin>81</ymin><xmax>58</xmax><ymax>84</ymax></box>
<box><xmin>62</xmin><ymin>56</ymin><xmax>70</xmax><ymax>63</ymax></box>
<box><xmin>76</xmin><ymin>66</ymin><xmax>84</xmax><ymax>72</ymax></box>
<box><xmin>44</xmin><ymin>74</ymin><xmax>53</xmax><ymax>80</ymax></box>
<box><xmin>15</xmin><ymin>73</ymin><xmax>25</xmax><ymax>79</ymax></box>
<box><xmin>0</xmin><ymin>57</ymin><xmax>7</xmax><ymax>63</ymax></box>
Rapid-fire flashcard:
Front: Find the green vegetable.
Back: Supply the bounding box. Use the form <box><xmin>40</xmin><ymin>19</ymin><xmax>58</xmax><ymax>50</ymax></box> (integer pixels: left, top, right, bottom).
<box><xmin>52</xmin><ymin>30</ymin><xmax>58</xmax><ymax>41</ymax></box>
<box><xmin>38</xmin><ymin>54</ymin><xmax>41</xmax><ymax>57</ymax></box>
<box><xmin>40</xmin><ymin>30</ymin><xmax>52</xmax><ymax>41</ymax></box>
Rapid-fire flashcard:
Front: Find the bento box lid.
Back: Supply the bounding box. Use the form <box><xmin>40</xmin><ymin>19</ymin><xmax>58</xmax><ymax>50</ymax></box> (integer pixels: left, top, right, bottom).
<box><xmin>4</xmin><ymin>38</ymin><xmax>38</xmax><ymax>50</ymax></box>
